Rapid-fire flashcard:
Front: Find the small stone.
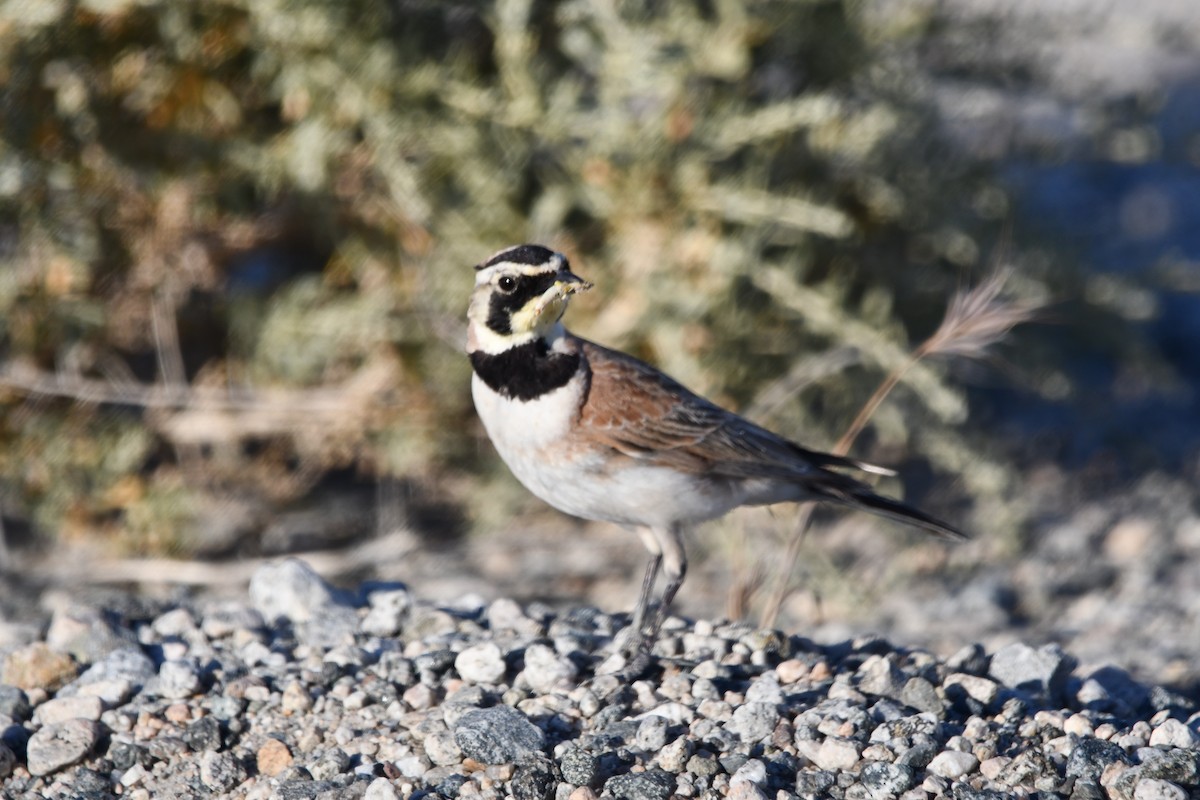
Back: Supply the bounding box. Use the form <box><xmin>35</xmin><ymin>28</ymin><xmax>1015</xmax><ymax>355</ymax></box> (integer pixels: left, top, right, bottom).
<box><xmin>1133</xmin><ymin>779</ymin><xmax>1188</xmax><ymax>800</ymax></box>
<box><xmin>604</xmin><ymin>768</ymin><xmax>675</xmax><ymax>800</ymax></box>
<box><xmin>745</xmin><ymin>673</ymin><xmax>784</xmax><ymax>705</ymax></box>
<box><xmin>1076</xmin><ymin>666</ymin><xmax>1149</xmax><ymax>715</ymax></box>
<box><xmin>250</xmin><ymin>558</ymin><xmax>358</xmax><ymax>647</ymax></box>
<box><xmin>0</xmin><ymin>742</ymin><xmax>15</xmax><ymax>779</ymax></box>
<box><xmin>569</xmin><ymin>788</ymin><xmax>599</xmax><ymax>800</ymax></box>
<box><xmin>67</xmin><ymin>647</ymin><xmax>156</xmax><ymax>696</ymax></box>
<box><xmin>0</xmin><ymin>685</ymin><xmax>31</xmax><ymax>720</ymax></box>
<box><xmin>2</xmin><ymin>643</ymin><xmax>77</xmax><ymax>692</ymax></box>
<box><xmin>364</xmin><ymin>776</ymin><xmax>401</xmax><ymax>800</ymax></box>
<box><xmin>795</xmin><ymin>769</ymin><xmax>837</xmax><ymax>796</ymax></box>
<box><xmin>282</xmin><ymin>680</ymin><xmax>314</xmax><ymax>714</ymax></box>
<box><xmin>361</xmin><ymin>588</ymin><xmax>412</xmax><ymax>637</ymax></box>
<box><xmin>425</xmin><ymin>730</ymin><xmax>463</xmax><ymax>766</ymax></box>
<box><xmin>657</xmin><ymin>736</ymin><xmax>693</xmax><ymax>773</ymax></box>
<box><xmin>33</xmin><ymin>694</ymin><xmax>103</xmax><ymax>725</ymax></box>
<box><xmin>257</xmin><ymin>737</ymin><xmax>294</xmax><ymax>777</ymax></box>
<box><xmin>1149</xmin><ymin>719</ymin><xmax>1198</xmax><ymax>748</ymax></box>
<box><xmin>731</xmin><ymin>758</ymin><xmax>767</xmax><ymax>786</ymax></box>
<box><xmin>26</xmin><ymin>719</ymin><xmax>102</xmax><ymax>776</ymax></box>
<box><xmin>989</xmin><ymin>643</ymin><xmax>1072</xmax><ymax>698</ymax></box>
<box><xmin>860</xmin><ymin>761</ymin><xmax>915</xmax><ymax>798</ymax></box>
<box><xmin>946</xmin><ymin>643</ymin><xmax>988</xmax><ymax>675</ymax></box>
<box><xmin>454</xmin><ymin>706</ymin><xmax>546</xmax><ymax>764</ymax></box>
<box><xmin>522</xmin><ymin>643</ymin><xmax>578</xmax><ymax>693</ymax></box>
<box><xmin>728</xmin><ymin>783</ymin><xmax>769</xmax><ymax>800</ymax></box>
<box><xmin>512</xmin><ymin>754</ymin><xmax>557</xmax><ymax>800</ymax></box>
<box><xmin>813</xmin><ymin>737</ymin><xmax>861</xmax><ymax>771</ymax></box>
<box><xmin>200</xmin><ymin>601</ymin><xmax>265</xmax><ymax>639</ymax></box>
<box><xmin>636</xmin><ymin>715</ymin><xmax>669</xmax><ymax>751</ymax></box>
<box><xmin>899</xmin><ymin>678</ymin><xmax>943</xmax><ymax>715</ymax></box>
<box><xmin>150</xmin><ymin>659</ymin><xmax>202</xmax><ymax>699</ymax></box>
<box><xmin>456</xmin><ymin>642</ymin><xmax>508</xmax><ymax>684</ymax></box>
<box><xmin>45</xmin><ymin>604</ymin><xmax>136</xmax><ymax>664</ymax></box>
<box><xmin>1064</xmin><ymin>713</ymin><xmax>1094</xmax><ymax>737</ymax></box>
<box><xmin>184</xmin><ymin>715</ymin><xmax>223</xmax><ymax>752</ymax></box>
<box><xmin>945</xmin><ymin>673</ymin><xmax>1000</xmax><ymax>705</ymax></box>
<box><xmin>926</xmin><ymin>750</ymin><xmax>979</xmax><ymax>779</ymax></box>
<box><xmin>858</xmin><ymin>656</ymin><xmax>905</xmax><ymax>698</ymax></box>
<box><xmin>728</xmin><ymin>702</ymin><xmax>779</xmax><ymax>743</ymax></box>
<box><xmin>560</xmin><ymin>747</ymin><xmax>599</xmax><ymax>786</ymax></box>
<box><xmin>1066</xmin><ymin>736</ymin><xmax>1131</xmax><ymax>782</ymax></box>
<box><xmin>201</xmin><ymin>750</ymin><xmax>246</xmax><ymax>792</ymax></box>
<box><xmin>776</xmin><ymin>659</ymin><xmax>809</xmax><ymax>684</ymax></box>
<box><xmin>980</xmin><ymin>756</ymin><xmax>1010</xmax><ymax>780</ymax></box>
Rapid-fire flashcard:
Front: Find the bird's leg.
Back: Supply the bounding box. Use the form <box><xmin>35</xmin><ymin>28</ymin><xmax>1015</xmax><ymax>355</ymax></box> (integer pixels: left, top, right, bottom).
<box><xmin>646</xmin><ymin>523</ymin><xmax>687</xmax><ymax>646</ymax></box>
<box><xmin>630</xmin><ymin>551</ymin><xmax>661</xmax><ymax>641</ymax></box>
<box><xmin>622</xmin><ymin>525</ymin><xmax>688</xmax><ymax>678</ymax></box>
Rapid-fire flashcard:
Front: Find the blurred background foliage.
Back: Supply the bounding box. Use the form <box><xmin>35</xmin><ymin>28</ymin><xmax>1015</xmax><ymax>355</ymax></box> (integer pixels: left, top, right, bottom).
<box><xmin>0</xmin><ymin>0</ymin><xmax>1196</xmax><ymax>618</ymax></box>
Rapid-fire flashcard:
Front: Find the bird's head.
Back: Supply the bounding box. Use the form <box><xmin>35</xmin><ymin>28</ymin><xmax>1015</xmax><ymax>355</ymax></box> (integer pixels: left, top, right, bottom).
<box><xmin>467</xmin><ymin>244</ymin><xmax>592</xmax><ymax>354</ymax></box>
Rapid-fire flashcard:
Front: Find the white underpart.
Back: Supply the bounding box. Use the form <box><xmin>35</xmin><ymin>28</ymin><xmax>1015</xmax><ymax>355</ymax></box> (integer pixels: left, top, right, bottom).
<box><xmin>472</xmin><ymin>330</ymin><xmax>751</xmax><ymax>530</ymax></box>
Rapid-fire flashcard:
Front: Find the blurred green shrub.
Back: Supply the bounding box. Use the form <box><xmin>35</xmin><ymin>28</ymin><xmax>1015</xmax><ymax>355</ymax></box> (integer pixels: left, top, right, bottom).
<box><xmin>0</xmin><ymin>0</ymin><xmax>1050</xmax><ymax>557</ymax></box>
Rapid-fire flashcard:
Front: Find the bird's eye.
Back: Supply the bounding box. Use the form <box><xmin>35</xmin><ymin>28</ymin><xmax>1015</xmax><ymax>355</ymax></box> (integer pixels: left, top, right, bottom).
<box><xmin>497</xmin><ymin>276</ymin><xmax>518</xmax><ymax>293</ymax></box>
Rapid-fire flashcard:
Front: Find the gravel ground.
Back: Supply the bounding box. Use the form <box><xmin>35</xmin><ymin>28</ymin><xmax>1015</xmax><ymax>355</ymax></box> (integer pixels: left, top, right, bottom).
<box><xmin>2</xmin><ymin>557</ymin><xmax>1199</xmax><ymax>799</ymax></box>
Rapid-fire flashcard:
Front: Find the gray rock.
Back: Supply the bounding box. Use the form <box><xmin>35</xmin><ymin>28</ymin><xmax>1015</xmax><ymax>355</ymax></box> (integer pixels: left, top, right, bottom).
<box><xmin>1076</xmin><ymin>665</ymin><xmax>1151</xmax><ymax>715</ymax></box>
<box><xmin>425</xmin><ymin>730</ymin><xmax>463</xmax><ymax>766</ymax></box>
<box><xmin>1132</xmin><ymin>779</ymin><xmax>1188</xmax><ymax>800</ymax></box>
<box><xmin>731</xmin><ymin>758</ymin><xmax>767</xmax><ymax>786</ymax></box>
<box><xmin>44</xmin><ymin>603</ymin><xmax>138</xmax><ymax>665</ymax></box>
<box><xmin>33</xmin><ymin>694</ymin><xmax>103</xmax><ymax>725</ymax></box>
<box><xmin>1065</xmin><ymin>736</ymin><xmax>1130</xmax><ymax>782</ymax></box>
<box><xmin>728</xmin><ymin>702</ymin><xmax>779</xmax><ymax>742</ymax></box>
<box><xmin>795</xmin><ymin>769</ymin><xmax>837</xmax><ymax>797</ymax></box>
<box><xmin>858</xmin><ymin>655</ymin><xmax>906</xmax><ymax>698</ymax></box>
<box><xmin>946</xmin><ymin>643</ymin><xmax>989</xmax><ymax>675</ymax></box>
<box><xmin>184</xmin><ymin>715</ymin><xmax>223</xmax><ymax>752</ymax></box>
<box><xmin>361</xmin><ymin>588</ymin><xmax>411</xmax><ymax>637</ymax></box>
<box><xmin>248</xmin><ymin>557</ymin><xmax>354</xmax><ymax>623</ymax></box>
<box><xmin>657</xmin><ymin>736</ymin><xmax>693</xmax><ymax>773</ymax></box>
<box><xmin>745</xmin><ymin>672</ymin><xmax>784</xmax><ymax>705</ymax></box>
<box><xmin>200</xmin><ymin>750</ymin><xmax>246</xmax><ymax>792</ymax></box>
<box><xmin>900</xmin><ymin>677</ymin><xmax>943</xmax><ymax>715</ymax></box>
<box><xmin>364</xmin><ymin>777</ymin><xmax>400</xmax><ymax>800</ymax></box>
<box><xmin>200</xmin><ymin>601</ymin><xmax>265</xmax><ymax>639</ymax></box>
<box><xmin>149</xmin><ymin>659</ymin><xmax>202</xmax><ymax>699</ymax></box>
<box><xmin>26</xmin><ymin>718</ymin><xmax>103</xmax><ymax>776</ymax></box>
<box><xmin>604</xmin><ymin>769</ymin><xmax>675</xmax><ymax>800</ymax></box>
<box><xmin>521</xmin><ymin>643</ymin><xmax>577</xmax><ymax>693</ymax></box>
<box><xmin>926</xmin><ymin>749</ymin><xmax>979</xmax><ymax>778</ymax></box>
<box><xmin>636</xmin><ymin>715</ymin><xmax>669</xmax><ymax>751</ymax></box>
<box><xmin>560</xmin><ymin>746</ymin><xmax>599</xmax><ymax>786</ymax></box>
<box><xmin>511</xmin><ymin>754</ymin><xmax>557</xmax><ymax>800</ymax></box>
<box><xmin>453</xmin><ymin>705</ymin><xmax>545</xmax><ymax>764</ymax></box>
<box><xmin>62</xmin><ymin>646</ymin><xmax>156</xmax><ymax>697</ymax></box>
<box><xmin>988</xmin><ymin>643</ymin><xmax>1073</xmax><ymax>698</ymax></box>
<box><xmin>1148</xmin><ymin>719</ymin><xmax>1198</xmax><ymax>748</ymax></box>
<box><xmin>0</xmin><ymin>686</ymin><xmax>30</xmax><ymax>720</ymax></box>
<box><xmin>860</xmin><ymin>761</ymin><xmax>915</xmax><ymax>798</ymax></box>
<box><xmin>455</xmin><ymin>642</ymin><xmax>507</xmax><ymax>684</ymax></box>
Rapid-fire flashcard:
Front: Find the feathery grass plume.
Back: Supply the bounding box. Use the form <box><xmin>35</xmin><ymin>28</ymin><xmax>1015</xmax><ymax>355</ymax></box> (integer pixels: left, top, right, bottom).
<box><xmin>755</xmin><ymin>267</ymin><xmax>1041</xmax><ymax>629</ymax></box>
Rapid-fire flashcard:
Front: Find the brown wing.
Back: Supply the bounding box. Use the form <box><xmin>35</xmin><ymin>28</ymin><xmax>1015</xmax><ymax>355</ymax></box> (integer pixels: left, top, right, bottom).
<box><xmin>575</xmin><ymin>337</ymin><xmax>966</xmax><ymax>541</ymax></box>
<box><xmin>577</xmin><ymin>338</ymin><xmax>874</xmax><ymax>480</ymax></box>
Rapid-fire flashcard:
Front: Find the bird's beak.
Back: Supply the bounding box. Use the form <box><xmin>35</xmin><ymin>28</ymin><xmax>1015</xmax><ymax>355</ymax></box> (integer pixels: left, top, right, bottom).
<box><xmin>555</xmin><ymin>270</ymin><xmax>593</xmax><ymax>296</ymax></box>
<box><xmin>532</xmin><ymin>270</ymin><xmax>592</xmax><ymax>320</ymax></box>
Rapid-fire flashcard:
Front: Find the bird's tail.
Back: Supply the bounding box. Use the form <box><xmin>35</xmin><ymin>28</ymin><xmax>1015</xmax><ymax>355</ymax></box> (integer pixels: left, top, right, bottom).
<box><xmin>813</xmin><ymin>475</ymin><xmax>967</xmax><ymax>541</ymax></box>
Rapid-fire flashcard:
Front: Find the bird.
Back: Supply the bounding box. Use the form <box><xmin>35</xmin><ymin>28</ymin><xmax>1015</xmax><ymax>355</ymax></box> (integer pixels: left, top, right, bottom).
<box><xmin>466</xmin><ymin>243</ymin><xmax>964</xmax><ymax>667</ymax></box>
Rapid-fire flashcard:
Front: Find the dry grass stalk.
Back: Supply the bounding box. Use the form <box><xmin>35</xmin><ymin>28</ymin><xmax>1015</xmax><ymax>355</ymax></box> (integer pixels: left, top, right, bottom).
<box><xmin>755</xmin><ymin>267</ymin><xmax>1040</xmax><ymax>629</ymax></box>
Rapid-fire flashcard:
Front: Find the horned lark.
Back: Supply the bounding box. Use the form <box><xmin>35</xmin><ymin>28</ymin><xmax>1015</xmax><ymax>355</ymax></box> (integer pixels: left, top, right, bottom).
<box><xmin>467</xmin><ymin>244</ymin><xmax>964</xmax><ymax>663</ymax></box>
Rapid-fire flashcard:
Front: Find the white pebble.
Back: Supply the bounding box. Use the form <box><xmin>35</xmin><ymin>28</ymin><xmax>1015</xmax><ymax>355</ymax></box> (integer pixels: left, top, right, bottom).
<box><xmin>1134</xmin><ymin>779</ymin><xmax>1188</xmax><ymax>800</ymax></box>
<box><xmin>926</xmin><ymin>750</ymin><xmax>979</xmax><ymax>779</ymax></box>
<box><xmin>1149</xmin><ymin>719</ymin><xmax>1198</xmax><ymax>748</ymax></box>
